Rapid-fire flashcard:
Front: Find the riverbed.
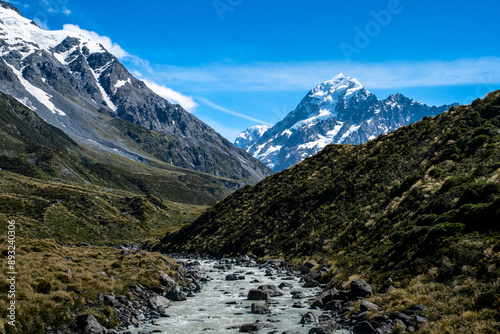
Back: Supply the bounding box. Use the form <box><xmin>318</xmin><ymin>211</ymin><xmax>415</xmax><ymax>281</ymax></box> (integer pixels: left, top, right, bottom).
<box><xmin>127</xmin><ymin>258</ymin><xmax>351</xmax><ymax>334</ymax></box>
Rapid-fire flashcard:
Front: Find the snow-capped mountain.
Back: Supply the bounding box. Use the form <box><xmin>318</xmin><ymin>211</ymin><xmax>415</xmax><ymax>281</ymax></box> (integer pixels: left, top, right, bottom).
<box><xmin>235</xmin><ymin>74</ymin><xmax>456</xmax><ymax>171</ymax></box>
<box><xmin>234</xmin><ymin>125</ymin><xmax>271</xmax><ymax>151</ymax></box>
<box><xmin>0</xmin><ymin>1</ymin><xmax>271</xmax><ymax>182</ymax></box>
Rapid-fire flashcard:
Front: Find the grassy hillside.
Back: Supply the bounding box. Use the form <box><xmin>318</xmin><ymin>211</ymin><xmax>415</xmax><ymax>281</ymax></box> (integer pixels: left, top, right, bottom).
<box><xmin>160</xmin><ymin>91</ymin><xmax>500</xmax><ymax>332</ymax></box>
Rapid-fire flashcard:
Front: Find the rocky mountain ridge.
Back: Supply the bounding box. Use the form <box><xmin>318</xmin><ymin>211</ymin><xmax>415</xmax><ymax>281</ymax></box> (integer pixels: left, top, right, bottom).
<box><xmin>235</xmin><ymin>74</ymin><xmax>456</xmax><ymax>171</ymax></box>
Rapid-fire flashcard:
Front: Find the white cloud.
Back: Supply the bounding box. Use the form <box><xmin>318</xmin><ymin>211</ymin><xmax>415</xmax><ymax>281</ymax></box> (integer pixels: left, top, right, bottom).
<box><xmin>62</xmin><ymin>24</ymin><xmax>129</xmax><ymax>59</ymax></box>
<box><xmin>62</xmin><ymin>7</ymin><xmax>71</xmax><ymax>16</ymax></box>
<box><xmin>153</xmin><ymin>57</ymin><xmax>500</xmax><ymax>93</ymax></box>
<box><xmin>197</xmin><ymin>97</ymin><xmax>273</xmax><ymax>126</ymax></box>
<box><xmin>143</xmin><ymin>80</ymin><xmax>197</xmax><ymax>112</ymax></box>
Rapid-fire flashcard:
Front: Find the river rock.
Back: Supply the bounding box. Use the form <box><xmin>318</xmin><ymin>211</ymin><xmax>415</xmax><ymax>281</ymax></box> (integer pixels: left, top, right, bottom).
<box><xmin>310</xmin><ymin>288</ymin><xmax>339</xmax><ymax>309</ymax></box>
<box><xmin>72</xmin><ymin>314</ymin><xmax>106</xmax><ymax>334</ymax></box>
<box><xmin>248</xmin><ymin>289</ymin><xmax>270</xmax><ymax>300</ymax></box>
<box><xmin>257</xmin><ymin>284</ymin><xmax>284</xmax><ymax>297</ymax></box>
<box><xmin>251</xmin><ymin>303</ymin><xmax>271</xmax><ymax>314</ymax></box>
<box><xmin>148</xmin><ymin>294</ymin><xmax>171</xmax><ymax>311</ymax></box>
<box><xmin>239</xmin><ymin>323</ymin><xmax>264</xmax><ymax>332</ymax></box>
<box><xmin>303</xmin><ymin>279</ymin><xmax>320</xmax><ymax>288</ymax></box>
<box><xmin>308</xmin><ymin>320</ymin><xmax>338</xmax><ymax>334</ymax></box>
<box><xmin>300</xmin><ymin>312</ymin><xmax>318</xmax><ymax>324</ymax></box>
<box><xmin>353</xmin><ymin>321</ymin><xmax>375</xmax><ymax>334</ymax></box>
<box><xmin>292</xmin><ymin>302</ymin><xmax>308</xmax><ymax>308</ymax></box>
<box><xmin>350</xmin><ymin>279</ymin><xmax>373</xmax><ymax>299</ymax></box>
<box><xmin>166</xmin><ymin>287</ymin><xmax>187</xmax><ymax>301</ymax></box>
<box><xmin>226</xmin><ymin>274</ymin><xmax>239</xmax><ymax>281</ymax></box>
<box><xmin>158</xmin><ymin>271</ymin><xmax>177</xmax><ymax>288</ymax></box>
<box><xmin>360</xmin><ymin>300</ymin><xmax>380</xmax><ymax>312</ymax></box>
<box><xmin>279</xmin><ymin>282</ymin><xmax>293</xmax><ymax>289</ymax></box>
<box><xmin>291</xmin><ymin>291</ymin><xmax>306</xmax><ymax>299</ymax></box>
<box><xmin>301</xmin><ymin>261</ymin><xmax>318</xmax><ymax>274</ymax></box>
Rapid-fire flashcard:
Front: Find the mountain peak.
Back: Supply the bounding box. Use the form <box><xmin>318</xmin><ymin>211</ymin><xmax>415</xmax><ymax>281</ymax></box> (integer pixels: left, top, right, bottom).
<box><xmin>310</xmin><ymin>74</ymin><xmax>365</xmax><ymax>105</ymax></box>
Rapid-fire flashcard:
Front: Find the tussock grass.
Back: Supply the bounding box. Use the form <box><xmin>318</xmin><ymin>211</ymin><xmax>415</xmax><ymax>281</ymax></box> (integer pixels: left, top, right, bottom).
<box><xmin>0</xmin><ymin>238</ymin><xmax>178</xmax><ymax>333</ymax></box>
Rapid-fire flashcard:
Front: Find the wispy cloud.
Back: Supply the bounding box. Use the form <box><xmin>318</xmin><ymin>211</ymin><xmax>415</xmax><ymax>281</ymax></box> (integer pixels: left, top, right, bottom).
<box><xmin>197</xmin><ymin>97</ymin><xmax>273</xmax><ymax>126</ymax></box>
<box><xmin>152</xmin><ymin>57</ymin><xmax>500</xmax><ymax>92</ymax></box>
<box><xmin>143</xmin><ymin>80</ymin><xmax>197</xmax><ymax>112</ymax></box>
<box><xmin>62</xmin><ymin>7</ymin><xmax>71</xmax><ymax>16</ymax></box>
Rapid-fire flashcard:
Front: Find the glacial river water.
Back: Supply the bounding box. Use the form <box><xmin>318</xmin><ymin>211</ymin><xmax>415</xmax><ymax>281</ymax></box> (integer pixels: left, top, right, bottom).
<box><xmin>128</xmin><ymin>259</ymin><xmax>351</xmax><ymax>334</ymax></box>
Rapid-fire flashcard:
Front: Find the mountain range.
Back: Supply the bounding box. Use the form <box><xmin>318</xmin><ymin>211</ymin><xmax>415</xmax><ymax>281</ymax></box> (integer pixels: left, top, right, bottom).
<box><xmin>235</xmin><ymin>74</ymin><xmax>457</xmax><ymax>171</ymax></box>
<box><xmin>0</xmin><ymin>1</ymin><xmax>271</xmax><ymax>189</ymax></box>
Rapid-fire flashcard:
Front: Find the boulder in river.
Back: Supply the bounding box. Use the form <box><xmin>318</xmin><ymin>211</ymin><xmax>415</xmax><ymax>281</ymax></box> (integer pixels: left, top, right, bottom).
<box><xmin>248</xmin><ymin>289</ymin><xmax>270</xmax><ymax>300</ymax></box>
<box><xmin>278</xmin><ymin>282</ymin><xmax>293</xmax><ymax>289</ymax></box>
<box><xmin>226</xmin><ymin>274</ymin><xmax>239</xmax><ymax>281</ymax></box>
<box><xmin>148</xmin><ymin>294</ymin><xmax>171</xmax><ymax>312</ymax></box>
<box><xmin>300</xmin><ymin>311</ymin><xmax>318</xmax><ymax>324</ymax></box>
<box><xmin>251</xmin><ymin>303</ymin><xmax>271</xmax><ymax>314</ymax></box>
<box><xmin>291</xmin><ymin>291</ymin><xmax>306</xmax><ymax>299</ymax></box>
<box><xmin>166</xmin><ymin>286</ymin><xmax>187</xmax><ymax>301</ymax></box>
<box><xmin>257</xmin><ymin>284</ymin><xmax>284</xmax><ymax>297</ymax></box>
<box><xmin>239</xmin><ymin>322</ymin><xmax>266</xmax><ymax>332</ymax></box>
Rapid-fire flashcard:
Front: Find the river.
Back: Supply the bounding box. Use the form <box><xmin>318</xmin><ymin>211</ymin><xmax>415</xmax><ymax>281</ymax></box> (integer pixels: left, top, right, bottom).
<box><xmin>126</xmin><ymin>258</ymin><xmax>351</xmax><ymax>334</ymax></box>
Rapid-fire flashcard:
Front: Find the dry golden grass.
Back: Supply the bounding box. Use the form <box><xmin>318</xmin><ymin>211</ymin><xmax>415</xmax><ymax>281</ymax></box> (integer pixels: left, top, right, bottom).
<box><xmin>363</xmin><ymin>275</ymin><xmax>500</xmax><ymax>333</ymax></box>
<box><xmin>0</xmin><ymin>237</ymin><xmax>178</xmax><ymax>333</ymax></box>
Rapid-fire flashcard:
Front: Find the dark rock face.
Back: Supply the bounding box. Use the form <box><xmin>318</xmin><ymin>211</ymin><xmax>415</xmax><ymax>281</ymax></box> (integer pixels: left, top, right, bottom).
<box><xmin>235</xmin><ymin>74</ymin><xmax>456</xmax><ymax>171</ymax></box>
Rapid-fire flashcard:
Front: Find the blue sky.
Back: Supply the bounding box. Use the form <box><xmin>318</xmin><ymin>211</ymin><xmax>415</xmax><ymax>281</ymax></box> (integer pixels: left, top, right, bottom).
<box><xmin>10</xmin><ymin>0</ymin><xmax>500</xmax><ymax>140</ymax></box>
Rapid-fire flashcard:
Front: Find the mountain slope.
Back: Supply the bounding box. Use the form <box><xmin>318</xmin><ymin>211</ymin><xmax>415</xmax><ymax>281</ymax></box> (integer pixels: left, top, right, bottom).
<box><xmin>0</xmin><ymin>91</ymin><xmax>218</xmax><ymax>244</ymax></box>
<box><xmin>0</xmin><ymin>2</ymin><xmax>271</xmax><ymax>184</ymax></box>
<box><xmin>0</xmin><ymin>91</ymin><xmax>244</xmax><ymax>206</ymax></box>
<box><xmin>236</xmin><ymin>74</ymin><xmax>455</xmax><ymax>171</ymax></box>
